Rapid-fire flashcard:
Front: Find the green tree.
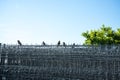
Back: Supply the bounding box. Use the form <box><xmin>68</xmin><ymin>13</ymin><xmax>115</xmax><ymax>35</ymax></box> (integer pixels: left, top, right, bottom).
<box><xmin>82</xmin><ymin>25</ymin><xmax>120</xmax><ymax>45</ymax></box>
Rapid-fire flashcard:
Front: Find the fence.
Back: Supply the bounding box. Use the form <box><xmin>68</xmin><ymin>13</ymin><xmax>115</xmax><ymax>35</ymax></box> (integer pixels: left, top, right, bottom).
<box><xmin>0</xmin><ymin>44</ymin><xmax>120</xmax><ymax>80</ymax></box>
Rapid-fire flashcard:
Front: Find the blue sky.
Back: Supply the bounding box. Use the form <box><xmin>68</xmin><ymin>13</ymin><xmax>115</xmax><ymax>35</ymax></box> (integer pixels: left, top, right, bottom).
<box><xmin>0</xmin><ymin>0</ymin><xmax>120</xmax><ymax>44</ymax></box>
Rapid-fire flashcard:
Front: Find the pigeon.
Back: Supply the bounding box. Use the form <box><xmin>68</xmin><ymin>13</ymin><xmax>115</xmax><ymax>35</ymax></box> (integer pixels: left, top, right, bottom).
<box><xmin>57</xmin><ymin>41</ymin><xmax>60</xmax><ymax>47</ymax></box>
<box><xmin>63</xmin><ymin>42</ymin><xmax>66</xmax><ymax>48</ymax></box>
<box><xmin>42</xmin><ymin>41</ymin><xmax>46</xmax><ymax>46</ymax></box>
<box><xmin>17</xmin><ymin>40</ymin><xmax>22</xmax><ymax>46</ymax></box>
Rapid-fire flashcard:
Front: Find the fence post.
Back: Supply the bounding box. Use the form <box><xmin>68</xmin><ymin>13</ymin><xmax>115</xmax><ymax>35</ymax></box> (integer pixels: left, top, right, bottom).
<box><xmin>1</xmin><ymin>44</ymin><xmax>6</xmax><ymax>65</ymax></box>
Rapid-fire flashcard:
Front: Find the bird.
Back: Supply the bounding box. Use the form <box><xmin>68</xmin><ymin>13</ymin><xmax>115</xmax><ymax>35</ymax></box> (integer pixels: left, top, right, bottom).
<box><xmin>63</xmin><ymin>42</ymin><xmax>66</xmax><ymax>48</ymax></box>
<box><xmin>72</xmin><ymin>43</ymin><xmax>75</xmax><ymax>48</ymax></box>
<box><xmin>3</xmin><ymin>44</ymin><xmax>6</xmax><ymax>48</ymax></box>
<box><xmin>57</xmin><ymin>41</ymin><xmax>60</xmax><ymax>47</ymax></box>
<box><xmin>42</xmin><ymin>41</ymin><xmax>46</xmax><ymax>46</ymax></box>
<box><xmin>17</xmin><ymin>40</ymin><xmax>22</xmax><ymax>46</ymax></box>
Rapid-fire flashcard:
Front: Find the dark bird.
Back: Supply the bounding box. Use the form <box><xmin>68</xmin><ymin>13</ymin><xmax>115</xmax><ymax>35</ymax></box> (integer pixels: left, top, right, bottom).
<box><xmin>17</xmin><ymin>40</ymin><xmax>22</xmax><ymax>46</ymax></box>
<box><xmin>3</xmin><ymin>44</ymin><xmax>6</xmax><ymax>48</ymax></box>
<box><xmin>57</xmin><ymin>41</ymin><xmax>60</xmax><ymax>47</ymax></box>
<box><xmin>42</xmin><ymin>41</ymin><xmax>46</xmax><ymax>46</ymax></box>
<box><xmin>63</xmin><ymin>42</ymin><xmax>66</xmax><ymax>48</ymax></box>
<box><xmin>72</xmin><ymin>43</ymin><xmax>75</xmax><ymax>48</ymax></box>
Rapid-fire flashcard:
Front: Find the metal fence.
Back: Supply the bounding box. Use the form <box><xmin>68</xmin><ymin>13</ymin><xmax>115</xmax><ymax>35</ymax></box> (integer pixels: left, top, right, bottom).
<box><xmin>0</xmin><ymin>44</ymin><xmax>120</xmax><ymax>80</ymax></box>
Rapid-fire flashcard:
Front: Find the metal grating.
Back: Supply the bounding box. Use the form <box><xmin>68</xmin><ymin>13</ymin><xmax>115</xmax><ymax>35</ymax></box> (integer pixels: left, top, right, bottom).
<box><xmin>0</xmin><ymin>44</ymin><xmax>120</xmax><ymax>80</ymax></box>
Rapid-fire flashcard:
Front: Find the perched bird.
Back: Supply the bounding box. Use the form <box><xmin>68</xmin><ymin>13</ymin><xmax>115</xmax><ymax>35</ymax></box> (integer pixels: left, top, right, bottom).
<box><xmin>42</xmin><ymin>41</ymin><xmax>46</xmax><ymax>46</ymax></box>
<box><xmin>63</xmin><ymin>42</ymin><xmax>66</xmax><ymax>48</ymax></box>
<box><xmin>73</xmin><ymin>43</ymin><xmax>75</xmax><ymax>46</ymax></box>
<box><xmin>72</xmin><ymin>43</ymin><xmax>75</xmax><ymax>48</ymax></box>
<box><xmin>57</xmin><ymin>41</ymin><xmax>60</xmax><ymax>47</ymax></box>
<box><xmin>17</xmin><ymin>40</ymin><xmax>22</xmax><ymax>46</ymax></box>
<box><xmin>3</xmin><ymin>44</ymin><xmax>6</xmax><ymax>48</ymax></box>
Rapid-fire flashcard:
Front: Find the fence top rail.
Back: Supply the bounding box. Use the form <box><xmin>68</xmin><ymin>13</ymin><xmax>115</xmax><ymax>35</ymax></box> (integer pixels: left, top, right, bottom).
<box><xmin>0</xmin><ymin>44</ymin><xmax>120</xmax><ymax>51</ymax></box>
<box><xmin>0</xmin><ymin>44</ymin><xmax>120</xmax><ymax>48</ymax></box>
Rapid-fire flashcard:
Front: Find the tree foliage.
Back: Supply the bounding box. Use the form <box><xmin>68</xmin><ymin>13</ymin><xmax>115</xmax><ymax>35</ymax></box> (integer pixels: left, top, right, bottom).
<box><xmin>82</xmin><ymin>25</ymin><xmax>120</xmax><ymax>45</ymax></box>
